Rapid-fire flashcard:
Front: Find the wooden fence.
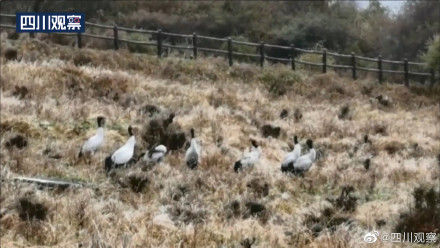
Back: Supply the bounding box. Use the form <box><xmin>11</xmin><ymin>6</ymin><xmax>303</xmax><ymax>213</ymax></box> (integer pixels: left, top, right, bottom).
<box><xmin>1</xmin><ymin>13</ymin><xmax>437</xmax><ymax>86</ymax></box>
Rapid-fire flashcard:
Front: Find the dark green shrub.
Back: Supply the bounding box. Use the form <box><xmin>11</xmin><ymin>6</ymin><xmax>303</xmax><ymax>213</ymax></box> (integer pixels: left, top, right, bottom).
<box><xmin>423</xmin><ymin>35</ymin><xmax>440</xmax><ymax>70</ymax></box>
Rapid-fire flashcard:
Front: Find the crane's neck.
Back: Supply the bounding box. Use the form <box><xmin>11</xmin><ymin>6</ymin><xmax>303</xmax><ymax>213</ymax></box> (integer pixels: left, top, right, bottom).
<box><xmin>126</xmin><ymin>136</ymin><xmax>136</xmax><ymax>148</ymax></box>
<box><xmin>190</xmin><ymin>138</ymin><xmax>200</xmax><ymax>154</ymax></box>
<box><xmin>251</xmin><ymin>146</ymin><xmax>261</xmax><ymax>157</ymax></box>
<box><xmin>309</xmin><ymin>148</ymin><xmax>316</xmax><ymax>162</ymax></box>
<box><xmin>293</xmin><ymin>143</ymin><xmax>301</xmax><ymax>152</ymax></box>
<box><xmin>97</xmin><ymin>127</ymin><xmax>104</xmax><ymax>137</ymax></box>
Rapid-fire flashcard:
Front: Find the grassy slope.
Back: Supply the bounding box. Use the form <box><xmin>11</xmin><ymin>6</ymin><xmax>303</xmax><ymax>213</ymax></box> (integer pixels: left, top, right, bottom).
<box><xmin>1</xmin><ymin>37</ymin><xmax>439</xmax><ymax>247</ymax></box>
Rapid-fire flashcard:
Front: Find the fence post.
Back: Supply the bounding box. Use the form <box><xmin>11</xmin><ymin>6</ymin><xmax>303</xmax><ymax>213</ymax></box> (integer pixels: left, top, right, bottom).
<box><xmin>322</xmin><ymin>49</ymin><xmax>327</xmax><ymax>73</ymax></box>
<box><xmin>157</xmin><ymin>29</ymin><xmax>162</xmax><ymax>58</ymax></box>
<box><xmin>113</xmin><ymin>24</ymin><xmax>118</xmax><ymax>50</ymax></box>
<box><xmin>404</xmin><ymin>59</ymin><xmax>409</xmax><ymax>87</ymax></box>
<box><xmin>77</xmin><ymin>32</ymin><xmax>82</xmax><ymax>49</ymax></box>
<box><xmin>430</xmin><ymin>69</ymin><xmax>435</xmax><ymax>87</ymax></box>
<box><xmin>378</xmin><ymin>55</ymin><xmax>383</xmax><ymax>83</ymax></box>
<box><xmin>290</xmin><ymin>44</ymin><xmax>295</xmax><ymax>70</ymax></box>
<box><xmin>228</xmin><ymin>37</ymin><xmax>233</xmax><ymax>66</ymax></box>
<box><xmin>259</xmin><ymin>42</ymin><xmax>265</xmax><ymax>67</ymax></box>
<box><xmin>351</xmin><ymin>52</ymin><xmax>356</xmax><ymax>80</ymax></box>
<box><xmin>192</xmin><ymin>32</ymin><xmax>197</xmax><ymax>59</ymax></box>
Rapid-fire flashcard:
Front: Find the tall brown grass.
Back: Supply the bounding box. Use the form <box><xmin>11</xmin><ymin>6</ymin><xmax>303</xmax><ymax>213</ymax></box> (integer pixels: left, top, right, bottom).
<box><xmin>1</xmin><ymin>37</ymin><xmax>439</xmax><ymax>247</ymax></box>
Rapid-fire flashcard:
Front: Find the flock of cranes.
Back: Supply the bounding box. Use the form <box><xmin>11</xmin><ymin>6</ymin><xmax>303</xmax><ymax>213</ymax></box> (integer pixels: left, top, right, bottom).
<box><xmin>79</xmin><ymin>116</ymin><xmax>317</xmax><ymax>175</ymax></box>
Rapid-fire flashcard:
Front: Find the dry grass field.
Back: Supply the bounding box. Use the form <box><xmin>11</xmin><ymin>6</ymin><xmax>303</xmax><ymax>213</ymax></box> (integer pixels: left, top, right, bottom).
<box><xmin>1</xmin><ymin>36</ymin><xmax>439</xmax><ymax>247</ymax></box>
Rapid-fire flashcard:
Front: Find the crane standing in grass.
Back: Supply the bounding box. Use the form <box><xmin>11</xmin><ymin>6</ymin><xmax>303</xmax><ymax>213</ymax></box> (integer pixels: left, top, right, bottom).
<box><xmin>281</xmin><ymin>135</ymin><xmax>302</xmax><ymax>173</ymax></box>
<box><xmin>293</xmin><ymin>139</ymin><xmax>316</xmax><ymax>176</ymax></box>
<box><xmin>143</xmin><ymin>144</ymin><xmax>167</xmax><ymax>164</ymax></box>
<box><xmin>234</xmin><ymin>139</ymin><xmax>261</xmax><ymax>172</ymax></box>
<box><xmin>79</xmin><ymin>116</ymin><xmax>106</xmax><ymax>163</ymax></box>
<box><xmin>105</xmin><ymin>126</ymin><xmax>136</xmax><ymax>174</ymax></box>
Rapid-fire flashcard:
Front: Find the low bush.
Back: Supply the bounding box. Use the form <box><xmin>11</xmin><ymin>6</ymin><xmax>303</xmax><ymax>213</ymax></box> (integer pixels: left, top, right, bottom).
<box><xmin>4</xmin><ymin>47</ymin><xmax>18</xmax><ymax>61</ymax></box>
<box><xmin>395</xmin><ymin>187</ymin><xmax>440</xmax><ymax>238</ymax></box>
<box><xmin>17</xmin><ymin>197</ymin><xmax>47</xmax><ymax>221</ymax></box>
<box><xmin>259</xmin><ymin>67</ymin><xmax>301</xmax><ymax>96</ymax></box>
<box><xmin>422</xmin><ymin>35</ymin><xmax>440</xmax><ymax>71</ymax></box>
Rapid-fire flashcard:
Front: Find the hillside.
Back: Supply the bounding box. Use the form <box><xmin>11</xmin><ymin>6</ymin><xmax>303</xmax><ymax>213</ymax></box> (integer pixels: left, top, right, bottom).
<box><xmin>2</xmin><ymin>1</ymin><xmax>439</xmax><ymax>61</ymax></box>
<box><xmin>1</xmin><ymin>37</ymin><xmax>440</xmax><ymax>247</ymax></box>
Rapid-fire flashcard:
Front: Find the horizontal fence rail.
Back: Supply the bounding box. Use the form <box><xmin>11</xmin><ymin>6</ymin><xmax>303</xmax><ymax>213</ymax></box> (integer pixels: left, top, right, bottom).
<box><xmin>0</xmin><ymin>13</ymin><xmax>15</xmax><ymax>17</ymax></box>
<box><xmin>232</xmin><ymin>40</ymin><xmax>259</xmax><ymax>46</ymax></box>
<box><xmin>327</xmin><ymin>51</ymin><xmax>352</xmax><ymax>58</ymax></box>
<box><xmin>118</xmin><ymin>37</ymin><xmax>156</xmax><ymax>46</ymax></box>
<box><xmin>198</xmin><ymin>47</ymin><xmax>228</xmax><ymax>54</ymax></box>
<box><xmin>0</xmin><ymin>13</ymin><xmax>437</xmax><ymax>86</ymax></box>
<box><xmin>118</xmin><ymin>26</ymin><xmax>157</xmax><ymax>34</ymax></box>
<box><xmin>0</xmin><ymin>23</ymin><xmax>15</xmax><ymax>29</ymax></box>
<box><xmin>233</xmin><ymin>51</ymin><xmax>260</xmax><ymax>58</ymax></box>
<box><xmin>356</xmin><ymin>55</ymin><xmax>380</xmax><ymax>62</ymax></box>
<box><xmin>197</xmin><ymin>35</ymin><xmax>227</xmax><ymax>42</ymax></box>
<box><xmin>81</xmin><ymin>33</ymin><xmax>113</xmax><ymax>40</ymax></box>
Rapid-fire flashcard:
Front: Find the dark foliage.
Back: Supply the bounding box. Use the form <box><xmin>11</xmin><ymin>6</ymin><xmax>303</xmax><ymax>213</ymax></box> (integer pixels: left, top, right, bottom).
<box><xmin>142</xmin><ymin>113</ymin><xmax>186</xmax><ymax>151</ymax></box>
<box><xmin>364</xmin><ymin>158</ymin><xmax>370</xmax><ymax>171</ymax></box>
<box><xmin>244</xmin><ymin>202</ymin><xmax>266</xmax><ymax>217</ymax></box>
<box><xmin>4</xmin><ymin>47</ymin><xmax>18</xmax><ymax>61</ymax></box>
<box><xmin>363</xmin><ymin>134</ymin><xmax>369</xmax><ymax>144</ymax></box>
<box><xmin>335</xmin><ymin>186</ymin><xmax>357</xmax><ymax>212</ymax></box>
<box><xmin>3</xmin><ymin>1</ymin><xmax>438</xmax><ymax>62</ymax></box>
<box><xmin>5</xmin><ymin>135</ymin><xmax>28</xmax><ymax>149</ymax></box>
<box><xmin>12</xmin><ymin>86</ymin><xmax>29</xmax><ymax>99</ymax></box>
<box><xmin>7</xmin><ymin>32</ymin><xmax>19</xmax><ymax>40</ymax></box>
<box><xmin>338</xmin><ymin>105</ymin><xmax>350</xmax><ymax>120</ymax></box>
<box><xmin>376</xmin><ymin>219</ymin><xmax>386</xmax><ymax>227</ymax></box>
<box><xmin>395</xmin><ymin>187</ymin><xmax>440</xmax><ymax>237</ymax></box>
<box><xmin>372</xmin><ymin>124</ymin><xmax>387</xmax><ymax>136</ymax></box>
<box><xmin>241</xmin><ymin>237</ymin><xmax>256</xmax><ymax>248</ymax></box>
<box><xmin>268</xmin><ymin>82</ymin><xmax>287</xmax><ymax>96</ymax></box>
<box><xmin>225</xmin><ymin>200</ymin><xmax>269</xmax><ymax>223</ymax></box>
<box><xmin>18</xmin><ymin>198</ymin><xmax>47</xmax><ymax>221</ymax></box>
<box><xmin>164</xmin><ymin>132</ymin><xmax>186</xmax><ymax>151</ymax></box>
<box><xmin>246</xmin><ymin>178</ymin><xmax>269</xmax><ymax>198</ymax></box>
<box><xmin>104</xmin><ymin>156</ymin><xmax>113</xmax><ymax>175</ymax></box>
<box><xmin>304</xmin><ymin>206</ymin><xmax>351</xmax><ymax>237</ymax></box>
<box><xmin>383</xmin><ymin>141</ymin><xmax>404</xmax><ymax>155</ymax></box>
<box><xmin>141</xmin><ymin>104</ymin><xmax>161</xmax><ymax>117</ymax></box>
<box><xmin>293</xmin><ymin>108</ymin><xmax>303</xmax><ymax>122</ymax></box>
<box><xmin>171</xmin><ymin>184</ymin><xmax>189</xmax><ymax>202</ymax></box>
<box><xmin>261</xmin><ymin>124</ymin><xmax>281</xmax><ymax>138</ymax></box>
<box><xmin>376</xmin><ymin>95</ymin><xmax>391</xmax><ymax>107</ymax></box>
<box><xmin>280</xmin><ymin>109</ymin><xmax>288</xmax><ymax>119</ymax></box>
<box><xmin>73</xmin><ymin>53</ymin><xmax>93</xmax><ymax>66</ymax></box>
<box><xmin>169</xmin><ymin>204</ymin><xmax>207</xmax><ymax>225</ymax></box>
<box><xmin>225</xmin><ymin>200</ymin><xmax>241</xmax><ymax>219</ymax></box>
<box><xmin>127</xmin><ymin>173</ymin><xmax>149</xmax><ymax>193</ymax></box>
